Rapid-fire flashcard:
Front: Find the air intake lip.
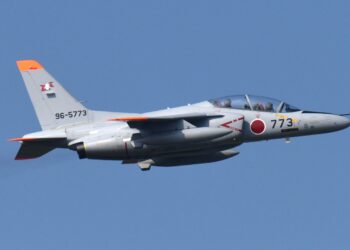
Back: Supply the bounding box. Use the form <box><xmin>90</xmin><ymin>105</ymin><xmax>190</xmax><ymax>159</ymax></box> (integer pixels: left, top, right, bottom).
<box><xmin>75</xmin><ymin>143</ymin><xmax>87</xmax><ymax>159</ymax></box>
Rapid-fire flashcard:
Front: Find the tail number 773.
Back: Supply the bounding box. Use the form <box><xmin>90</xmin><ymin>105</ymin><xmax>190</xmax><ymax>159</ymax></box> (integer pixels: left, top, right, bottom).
<box><xmin>271</xmin><ymin>118</ymin><xmax>293</xmax><ymax>128</ymax></box>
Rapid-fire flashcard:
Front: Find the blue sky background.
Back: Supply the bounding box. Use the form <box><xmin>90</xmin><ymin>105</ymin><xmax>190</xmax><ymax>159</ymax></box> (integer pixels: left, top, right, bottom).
<box><xmin>1</xmin><ymin>0</ymin><xmax>350</xmax><ymax>249</ymax></box>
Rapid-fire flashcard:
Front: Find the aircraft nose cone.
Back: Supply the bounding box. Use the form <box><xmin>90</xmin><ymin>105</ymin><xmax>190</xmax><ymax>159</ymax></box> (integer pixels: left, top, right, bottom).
<box><xmin>301</xmin><ymin>113</ymin><xmax>350</xmax><ymax>135</ymax></box>
<box><xmin>335</xmin><ymin>115</ymin><xmax>350</xmax><ymax>130</ymax></box>
<box><xmin>306</xmin><ymin>114</ymin><xmax>350</xmax><ymax>131</ymax></box>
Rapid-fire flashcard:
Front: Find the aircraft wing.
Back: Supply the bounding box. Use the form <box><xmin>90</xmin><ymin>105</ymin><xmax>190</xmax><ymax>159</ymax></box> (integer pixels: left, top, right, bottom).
<box><xmin>109</xmin><ymin>113</ymin><xmax>224</xmax><ymax>129</ymax></box>
<box><xmin>109</xmin><ymin>112</ymin><xmax>223</xmax><ymax>124</ymax></box>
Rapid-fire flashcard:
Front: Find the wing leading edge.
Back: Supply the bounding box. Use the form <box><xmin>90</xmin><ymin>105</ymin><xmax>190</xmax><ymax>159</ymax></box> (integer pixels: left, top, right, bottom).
<box><xmin>109</xmin><ymin>113</ymin><xmax>224</xmax><ymax>128</ymax></box>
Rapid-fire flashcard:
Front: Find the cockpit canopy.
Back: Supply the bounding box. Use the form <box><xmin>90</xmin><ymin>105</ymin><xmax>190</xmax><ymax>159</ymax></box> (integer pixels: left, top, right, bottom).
<box><xmin>209</xmin><ymin>95</ymin><xmax>300</xmax><ymax>113</ymax></box>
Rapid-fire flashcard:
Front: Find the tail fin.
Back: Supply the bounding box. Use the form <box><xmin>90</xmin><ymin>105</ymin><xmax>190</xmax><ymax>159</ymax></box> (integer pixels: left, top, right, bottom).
<box><xmin>17</xmin><ymin>60</ymin><xmax>90</xmax><ymax>130</ymax></box>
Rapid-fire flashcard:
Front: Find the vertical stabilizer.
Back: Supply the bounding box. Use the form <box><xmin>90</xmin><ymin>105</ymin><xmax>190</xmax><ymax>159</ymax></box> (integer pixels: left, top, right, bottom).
<box><xmin>17</xmin><ymin>60</ymin><xmax>90</xmax><ymax>130</ymax></box>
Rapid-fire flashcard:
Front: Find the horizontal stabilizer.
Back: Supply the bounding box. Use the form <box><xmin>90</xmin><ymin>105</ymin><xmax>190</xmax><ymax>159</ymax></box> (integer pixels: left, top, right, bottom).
<box><xmin>9</xmin><ymin>137</ymin><xmax>66</xmax><ymax>142</ymax></box>
<box><xmin>9</xmin><ymin>129</ymin><xmax>67</xmax><ymax>142</ymax></box>
<box><xmin>15</xmin><ymin>142</ymin><xmax>55</xmax><ymax>160</ymax></box>
<box><xmin>10</xmin><ymin>130</ymin><xmax>67</xmax><ymax>160</ymax></box>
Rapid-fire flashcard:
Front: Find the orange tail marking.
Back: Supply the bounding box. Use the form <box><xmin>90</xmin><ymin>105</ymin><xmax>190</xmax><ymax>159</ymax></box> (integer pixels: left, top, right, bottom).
<box><xmin>16</xmin><ymin>60</ymin><xmax>44</xmax><ymax>71</ymax></box>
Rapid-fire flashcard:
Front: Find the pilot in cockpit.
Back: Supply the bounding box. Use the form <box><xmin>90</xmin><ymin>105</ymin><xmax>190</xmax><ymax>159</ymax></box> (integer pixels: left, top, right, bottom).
<box><xmin>265</xmin><ymin>102</ymin><xmax>274</xmax><ymax>112</ymax></box>
<box><xmin>253</xmin><ymin>103</ymin><xmax>265</xmax><ymax>111</ymax></box>
<box><xmin>223</xmin><ymin>99</ymin><xmax>232</xmax><ymax>108</ymax></box>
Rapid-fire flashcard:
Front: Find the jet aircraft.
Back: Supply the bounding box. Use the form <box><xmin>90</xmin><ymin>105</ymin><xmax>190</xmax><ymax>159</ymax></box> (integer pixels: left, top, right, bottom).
<box><xmin>11</xmin><ymin>60</ymin><xmax>350</xmax><ymax>170</ymax></box>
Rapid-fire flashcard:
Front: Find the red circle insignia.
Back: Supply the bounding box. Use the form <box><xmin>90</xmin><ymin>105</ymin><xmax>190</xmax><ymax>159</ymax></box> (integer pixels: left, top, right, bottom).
<box><xmin>250</xmin><ymin>119</ymin><xmax>266</xmax><ymax>135</ymax></box>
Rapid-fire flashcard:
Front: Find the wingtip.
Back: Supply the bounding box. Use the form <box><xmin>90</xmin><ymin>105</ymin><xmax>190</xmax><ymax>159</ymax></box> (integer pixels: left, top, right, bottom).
<box><xmin>16</xmin><ymin>60</ymin><xmax>43</xmax><ymax>71</ymax></box>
